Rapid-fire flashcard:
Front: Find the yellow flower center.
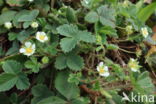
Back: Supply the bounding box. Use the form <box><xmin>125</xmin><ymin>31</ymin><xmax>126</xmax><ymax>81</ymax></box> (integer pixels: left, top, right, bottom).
<box><xmin>99</xmin><ymin>67</ymin><xmax>105</xmax><ymax>74</ymax></box>
<box><xmin>39</xmin><ymin>35</ymin><xmax>45</xmax><ymax>40</ymax></box>
<box><xmin>26</xmin><ymin>48</ymin><xmax>33</xmax><ymax>54</ymax></box>
<box><xmin>129</xmin><ymin>62</ymin><xmax>137</xmax><ymax>69</ymax></box>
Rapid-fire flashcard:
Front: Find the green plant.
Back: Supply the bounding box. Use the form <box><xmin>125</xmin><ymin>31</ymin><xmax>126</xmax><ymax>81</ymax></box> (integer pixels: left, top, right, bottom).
<box><xmin>0</xmin><ymin>0</ymin><xmax>156</xmax><ymax>104</ymax></box>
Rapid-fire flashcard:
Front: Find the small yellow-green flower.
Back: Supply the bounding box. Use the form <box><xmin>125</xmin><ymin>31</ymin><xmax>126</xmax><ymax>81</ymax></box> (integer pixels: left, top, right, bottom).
<box><xmin>96</xmin><ymin>35</ymin><xmax>102</xmax><ymax>43</ymax></box>
<box><xmin>4</xmin><ymin>22</ymin><xmax>12</xmax><ymax>29</ymax></box>
<box><xmin>36</xmin><ymin>31</ymin><xmax>48</xmax><ymax>43</ymax></box>
<box><xmin>126</xmin><ymin>25</ymin><xmax>133</xmax><ymax>35</ymax></box>
<box><xmin>96</xmin><ymin>62</ymin><xmax>110</xmax><ymax>77</ymax></box>
<box><xmin>141</xmin><ymin>27</ymin><xmax>148</xmax><ymax>38</ymax></box>
<box><xmin>31</xmin><ymin>22</ymin><xmax>38</xmax><ymax>28</ymax></box>
<box><xmin>128</xmin><ymin>58</ymin><xmax>140</xmax><ymax>72</ymax></box>
<box><xmin>19</xmin><ymin>42</ymin><xmax>35</xmax><ymax>56</ymax></box>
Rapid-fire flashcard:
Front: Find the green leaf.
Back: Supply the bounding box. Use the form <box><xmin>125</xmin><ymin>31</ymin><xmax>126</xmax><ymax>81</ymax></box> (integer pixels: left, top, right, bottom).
<box><xmin>6</xmin><ymin>0</ymin><xmax>25</xmax><ymax>7</ymax></box>
<box><xmin>8</xmin><ymin>32</ymin><xmax>17</xmax><ymax>41</ymax></box>
<box><xmin>18</xmin><ymin>10</ymin><xmax>39</xmax><ymax>22</ymax></box>
<box><xmin>55</xmin><ymin>71</ymin><xmax>80</xmax><ymax>100</ymax></box>
<box><xmin>2</xmin><ymin>60</ymin><xmax>22</xmax><ymax>74</ymax></box>
<box><xmin>0</xmin><ymin>73</ymin><xmax>17</xmax><ymax>92</ymax></box>
<box><xmin>57</xmin><ymin>24</ymin><xmax>78</xmax><ymax>37</ymax></box>
<box><xmin>37</xmin><ymin>96</ymin><xmax>66</xmax><ymax>104</ymax></box>
<box><xmin>31</xmin><ymin>84</ymin><xmax>53</xmax><ymax>104</ymax></box>
<box><xmin>67</xmin><ymin>54</ymin><xmax>84</xmax><ymax>71</ymax></box>
<box><xmin>0</xmin><ymin>11</ymin><xmax>17</xmax><ymax>25</ymax></box>
<box><xmin>55</xmin><ymin>54</ymin><xmax>67</xmax><ymax>70</ymax></box>
<box><xmin>60</xmin><ymin>38</ymin><xmax>78</xmax><ymax>53</ymax></box>
<box><xmin>5</xmin><ymin>41</ymin><xmax>19</xmax><ymax>56</ymax></box>
<box><xmin>25</xmin><ymin>57</ymin><xmax>41</xmax><ymax>73</ymax></box>
<box><xmin>85</xmin><ymin>11</ymin><xmax>99</xmax><ymax>23</ymax></box>
<box><xmin>57</xmin><ymin>24</ymin><xmax>95</xmax><ymax>52</ymax></box>
<box><xmin>136</xmin><ymin>71</ymin><xmax>155</xmax><ymax>94</ymax></box>
<box><xmin>79</xmin><ymin>31</ymin><xmax>96</xmax><ymax>43</ymax></box>
<box><xmin>66</xmin><ymin>7</ymin><xmax>77</xmax><ymax>23</ymax></box>
<box><xmin>99</xmin><ymin>26</ymin><xmax>117</xmax><ymax>37</ymax></box>
<box><xmin>16</xmin><ymin>73</ymin><xmax>30</xmax><ymax>90</ymax></box>
<box><xmin>55</xmin><ymin>53</ymin><xmax>84</xmax><ymax>71</ymax></box>
<box><xmin>97</xmin><ymin>5</ymin><xmax>116</xmax><ymax>28</ymax></box>
<box><xmin>137</xmin><ymin>2</ymin><xmax>156</xmax><ymax>22</ymax></box>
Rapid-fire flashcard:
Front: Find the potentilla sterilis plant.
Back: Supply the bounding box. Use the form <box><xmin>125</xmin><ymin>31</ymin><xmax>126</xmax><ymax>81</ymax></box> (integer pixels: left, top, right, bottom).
<box><xmin>128</xmin><ymin>58</ymin><xmax>141</xmax><ymax>72</ymax></box>
<box><xmin>36</xmin><ymin>31</ymin><xmax>48</xmax><ymax>43</ymax></box>
<box><xmin>141</xmin><ymin>27</ymin><xmax>149</xmax><ymax>38</ymax></box>
<box><xmin>96</xmin><ymin>62</ymin><xmax>110</xmax><ymax>77</ymax></box>
<box><xmin>19</xmin><ymin>42</ymin><xmax>36</xmax><ymax>56</ymax></box>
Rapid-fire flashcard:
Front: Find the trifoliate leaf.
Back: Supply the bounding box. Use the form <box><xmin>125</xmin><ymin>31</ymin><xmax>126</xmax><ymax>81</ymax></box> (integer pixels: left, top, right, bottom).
<box><xmin>2</xmin><ymin>60</ymin><xmax>22</xmax><ymax>74</ymax></box>
<box><xmin>57</xmin><ymin>24</ymin><xmax>95</xmax><ymax>52</ymax></box>
<box><xmin>85</xmin><ymin>11</ymin><xmax>99</xmax><ymax>23</ymax></box>
<box><xmin>25</xmin><ymin>57</ymin><xmax>41</xmax><ymax>73</ymax></box>
<box><xmin>0</xmin><ymin>73</ymin><xmax>17</xmax><ymax>92</ymax></box>
<box><xmin>55</xmin><ymin>71</ymin><xmax>80</xmax><ymax>100</ymax></box>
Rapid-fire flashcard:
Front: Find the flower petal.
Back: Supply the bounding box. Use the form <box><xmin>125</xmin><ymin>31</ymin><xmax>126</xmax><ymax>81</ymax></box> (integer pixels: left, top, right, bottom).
<box><xmin>25</xmin><ymin>42</ymin><xmax>32</xmax><ymax>47</ymax></box>
<box><xmin>19</xmin><ymin>48</ymin><xmax>25</xmax><ymax>53</ymax></box>
<box><xmin>99</xmin><ymin>62</ymin><xmax>104</xmax><ymax>67</ymax></box>
<box><xmin>104</xmin><ymin>66</ymin><xmax>108</xmax><ymax>71</ymax></box>
<box><xmin>100</xmin><ymin>72</ymin><xmax>110</xmax><ymax>77</ymax></box>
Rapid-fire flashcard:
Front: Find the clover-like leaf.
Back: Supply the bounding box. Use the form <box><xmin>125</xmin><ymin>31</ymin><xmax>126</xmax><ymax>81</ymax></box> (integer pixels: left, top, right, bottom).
<box><xmin>57</xmin><ymin>24</ymin><xmax>95</xmax><ymax>52</ymax></box>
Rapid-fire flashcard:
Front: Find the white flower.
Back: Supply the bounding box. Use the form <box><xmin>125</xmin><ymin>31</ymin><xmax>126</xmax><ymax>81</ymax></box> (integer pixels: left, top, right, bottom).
<box><xmin>96</xmin><ymin>62</ymin><xmax>110</xmax><ymax>77</ymax></box>
<box><xmin>19</xmin><ymin>42</ymin><xmax>35</xmax><ymax>56</ymax></box>
<box><xmin>31</xmin><ymin>22</ymin><xmax>39</xmax><ymax>28</ymax></box>
<box><xmin>141</xmin><ymin>27</ymin><xmax>148</xmax><ymax>38</ymax></box>
<box><xmin>28</xmin><ymin>0</ymin><xmax>33</xmax><ymax>2</ymax></box>
<box><xmin>128</xmin><ymin>58</ymin><xmax>140</xmax><ymax>72</ymax></box>
<box><xmin>36</xmin><ymin>31</ymin><xmax>48</xmax><ymax>43</ymax></box>
<box><xmin>4</xmin><ymin>22</ymin><xmax>12</xmax><ymax>29</ymax></box>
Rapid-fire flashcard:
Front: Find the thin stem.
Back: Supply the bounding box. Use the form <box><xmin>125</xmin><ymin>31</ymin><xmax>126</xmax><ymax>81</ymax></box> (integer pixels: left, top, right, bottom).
<box><xmin>118</xmin><ymin>48</ymin><xmax>136</xmax><ymax>54</ymax></box>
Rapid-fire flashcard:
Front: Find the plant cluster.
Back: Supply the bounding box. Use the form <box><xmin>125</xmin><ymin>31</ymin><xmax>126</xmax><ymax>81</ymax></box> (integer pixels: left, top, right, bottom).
<box><xmin>0</xmin><ymin>0</ymin><xmax>156</xmax><ymax>104</ymax></box>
